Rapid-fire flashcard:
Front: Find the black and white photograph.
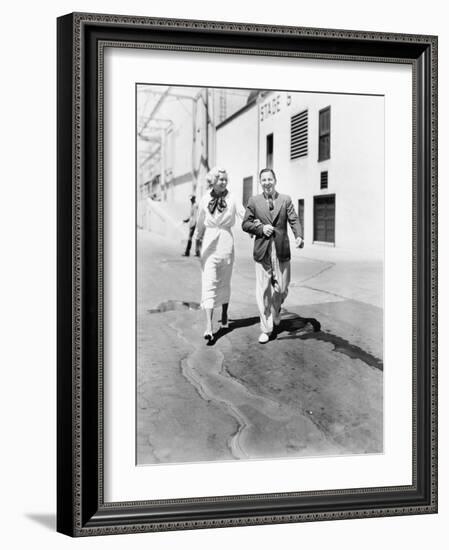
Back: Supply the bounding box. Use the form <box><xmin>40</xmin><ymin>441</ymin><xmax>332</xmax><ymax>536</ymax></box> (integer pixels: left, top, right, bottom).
<box><xmin>136</xmin><ymin>84</ymin><xmax>384</xmax><ymax>465</ymax></box>
<box><xmin>1</xmin><ymin>0</ymin><xmax>443</xmax><ymax>545</ymax></box>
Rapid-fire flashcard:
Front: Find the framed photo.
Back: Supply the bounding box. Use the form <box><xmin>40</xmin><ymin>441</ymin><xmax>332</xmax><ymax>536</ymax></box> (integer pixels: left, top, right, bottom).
<box><xmin>57</xmin><ymin>12</ymin><xmax>438</xmax><ymax>536</ymax></box>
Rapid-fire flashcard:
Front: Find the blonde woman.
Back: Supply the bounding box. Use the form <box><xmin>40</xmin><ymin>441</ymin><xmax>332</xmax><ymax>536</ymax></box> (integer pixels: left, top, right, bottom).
<box><xmin>194</xmin><ymin>167</ymin><xmax>244</xmax><ymax>341</ymax></box>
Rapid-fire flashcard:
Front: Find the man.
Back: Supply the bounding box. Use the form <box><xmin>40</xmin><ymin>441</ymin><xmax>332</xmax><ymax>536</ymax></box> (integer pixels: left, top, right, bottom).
<box><xmin>242</xmin><ymin>168</ymin><xmax>303</xmax><ymax>343</ymax></box>
<box><xmin>182</xmin><ymin>195</ymin><xmax>200</xmax><ymax>257</ymax></box>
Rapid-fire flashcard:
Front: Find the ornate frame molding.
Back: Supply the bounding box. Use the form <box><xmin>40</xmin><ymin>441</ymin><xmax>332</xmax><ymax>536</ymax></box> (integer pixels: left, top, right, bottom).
<box><xmin>57</xmin><ymin>12</ymin><xmax>437</xmax><ymax>536</ymax></box>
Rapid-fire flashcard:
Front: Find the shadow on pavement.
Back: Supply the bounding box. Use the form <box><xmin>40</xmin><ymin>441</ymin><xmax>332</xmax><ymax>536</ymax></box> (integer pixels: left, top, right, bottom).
<box><xmin>276</xmin><ymin>313</ymin><xmax>383</xmax><ymax>371</ymax></box>
<box><xmin>209</xmin><ymin>314</ymin><xmax>321</xmax><ymax>346</ymax></box>
<box><xmin>208</xmin><ymin>313</ymin><xmax>383</xmax><ymax>372</ymax></box>
<box><xmin>275</xmin><ymin>314</ymin><xmax>322</xmax><ymax>336</ymax></box>
<box><xmin>207</xmin><ymin>316</ymin><xmax>260</xmax><ymax>345</ymax></box>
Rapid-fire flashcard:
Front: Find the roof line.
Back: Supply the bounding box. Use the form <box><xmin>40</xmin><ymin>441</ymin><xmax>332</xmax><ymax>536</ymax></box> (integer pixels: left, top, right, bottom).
<box><xmin>216</xmin><ymin>97</ymin><xmax>258</xmax><ymax>130</ymax></box>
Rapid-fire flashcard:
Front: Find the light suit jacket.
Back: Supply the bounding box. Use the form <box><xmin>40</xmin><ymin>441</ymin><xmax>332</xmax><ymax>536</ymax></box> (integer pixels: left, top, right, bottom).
<box><xmin>242</xmin><ymin>192</ymin><xmax>302</xmax><ymax>263</ymax></box>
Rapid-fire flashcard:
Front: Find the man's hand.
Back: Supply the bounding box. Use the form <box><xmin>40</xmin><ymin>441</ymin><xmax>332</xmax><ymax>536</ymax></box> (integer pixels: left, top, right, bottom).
<box><xmin>295</xmin><ymin>236</ymin><xmax>304</xmax><ymax>248</ymax></box>
<box><xmin>263</xmin><ymin>224</ymin><xmax>274</xmax><ymax>237</ymax></box>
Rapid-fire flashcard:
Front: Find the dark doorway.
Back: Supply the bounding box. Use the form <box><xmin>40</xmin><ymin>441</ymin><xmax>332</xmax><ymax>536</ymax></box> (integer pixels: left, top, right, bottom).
<box><xmin>313</xmin><ymin>194</ymin><xmax>335</xmax><ymax>243</ymax></box>
<box><xmin>266</xmin><ymin>133</ymin><xmax>273</xmax><ymax>168</ymax></box>
<box><xmin>298</xmin><ymin>199</ymin><xmax>304</xmax><ymax>239</ymax></box>
<box><xmin>242</xmin><ymin>177</ymin><xmax>253</xmax><ymax>207</ymax></box>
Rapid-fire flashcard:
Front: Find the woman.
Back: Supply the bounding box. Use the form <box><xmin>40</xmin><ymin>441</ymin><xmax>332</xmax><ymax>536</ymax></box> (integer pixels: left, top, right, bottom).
<box><xmin>194</xmin><ymin>167</ymin><xmax>244</xmax><ymax>341</ymax></box>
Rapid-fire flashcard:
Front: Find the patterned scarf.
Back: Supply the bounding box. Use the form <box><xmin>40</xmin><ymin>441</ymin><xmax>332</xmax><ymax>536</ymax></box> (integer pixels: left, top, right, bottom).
<box><xmin>207</xmin><ymin>189</ymin><xmax>228</xmax><ymax>214</ymax></box>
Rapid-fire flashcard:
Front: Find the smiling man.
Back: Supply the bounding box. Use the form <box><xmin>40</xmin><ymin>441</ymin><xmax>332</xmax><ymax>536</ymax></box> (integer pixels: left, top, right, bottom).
<box><xmin>242</xmin><ymin>168</ymin><xmax>303</xmax><ymax>343</ymax></box>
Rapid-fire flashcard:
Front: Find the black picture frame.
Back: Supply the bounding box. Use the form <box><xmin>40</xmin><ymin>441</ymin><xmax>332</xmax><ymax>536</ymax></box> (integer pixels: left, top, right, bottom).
<box><xmin>57</xmin><ymin>12</ymin><xmax>438</xmax><ymax>536</ymax></box>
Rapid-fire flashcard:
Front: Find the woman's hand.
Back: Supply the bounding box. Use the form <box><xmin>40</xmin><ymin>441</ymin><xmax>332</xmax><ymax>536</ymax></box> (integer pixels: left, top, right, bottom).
<box><xmin>263</xmin><ymin>224</ymin><xmax>274</xmax><ymax>237</ymax></box>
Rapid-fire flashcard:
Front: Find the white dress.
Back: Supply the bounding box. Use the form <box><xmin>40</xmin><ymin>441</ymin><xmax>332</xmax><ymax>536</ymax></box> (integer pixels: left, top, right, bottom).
<box><xmin>194</xmin><ymin>192</ymin><xmax>244</xmax><ymax>309</ymax></box>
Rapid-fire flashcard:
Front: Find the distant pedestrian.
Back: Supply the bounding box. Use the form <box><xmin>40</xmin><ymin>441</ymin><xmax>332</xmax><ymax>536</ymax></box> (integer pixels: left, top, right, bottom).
<box><xmin>182</xmin><ymin>195</ymin><xmax>200</xmax><ymax>257</ymax></box>
<box><xmin>242</xmin><ymin>168</ymin><xmax>303</xmax><ymax>344</ymax></box>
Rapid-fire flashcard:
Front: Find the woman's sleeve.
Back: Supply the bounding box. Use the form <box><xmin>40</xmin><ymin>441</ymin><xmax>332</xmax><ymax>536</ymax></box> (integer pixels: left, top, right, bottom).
<box><xmin>235</xmin><ymin>199</ymin><xmax>246</xmax><ymax>221</ymax></box>
<box><xmin>242</xmin><ymin>198</ymin><xmax>264</xmax><ymax>237</ymax></box>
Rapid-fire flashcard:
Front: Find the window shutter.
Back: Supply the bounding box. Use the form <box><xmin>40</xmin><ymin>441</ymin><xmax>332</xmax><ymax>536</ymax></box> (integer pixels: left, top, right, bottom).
<box><xmin>320</xmin><ymin>171</ymin><xmax>328</xmax><ymax>189</ymax></box>
<box><xmin>291</xmin><ymin>110</ymin><xmax>308</xmax><ymax>159</ymax></box>
<box><xmin>318</xmin><ymin>106</ymin><xmax>331</xmax><ymax>161</ymax></box>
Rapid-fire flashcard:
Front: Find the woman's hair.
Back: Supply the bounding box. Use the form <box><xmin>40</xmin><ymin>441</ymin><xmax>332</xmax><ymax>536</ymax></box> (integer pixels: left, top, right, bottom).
<box><xmin>259</xmin><ymin>168</ymin><xmax>277</xmax><ymax>181</ymax></box>
<box><xmin>205</xmin><ymin>172</ymin><xmax>213</xmax><ymax>188</ymax></box>
<box><xmin>207</xmin><ymin>166</ymin><xmax>228</xmax><ymax>186</ymax></box>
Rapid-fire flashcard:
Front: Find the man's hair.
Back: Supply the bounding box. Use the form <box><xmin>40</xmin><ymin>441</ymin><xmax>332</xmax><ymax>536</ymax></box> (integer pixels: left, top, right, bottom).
<box><xmin>259</xmin><ymin>168</ymin><xmax>277</xmax><ymax>181</ymax></box>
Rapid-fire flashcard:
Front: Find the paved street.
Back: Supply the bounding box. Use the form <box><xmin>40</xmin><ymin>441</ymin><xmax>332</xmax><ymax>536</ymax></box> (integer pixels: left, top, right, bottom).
<box><xmin>137</xmin><ymin>229</ymin><xmax>383</xmax><ymax>465</ymax></box>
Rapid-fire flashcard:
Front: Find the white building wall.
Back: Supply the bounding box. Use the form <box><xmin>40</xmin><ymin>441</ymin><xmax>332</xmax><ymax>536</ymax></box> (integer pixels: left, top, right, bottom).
<box><xmin>156</xmin><ymin>88</ymin><xmax>198</xmax><ymax>206</ymax></box>
<box><xmin>258</xmin><ymin>91</ymin><xmax>384</xmax><ymax>258</ymax></box>
<box><xmin>330</xmin><ymin>95</ymin><xmax>384</xmax><ymax>255</ymax></box>
<box><xmin>216</xmin><ymin>105</ymin><xmax>259</xmax><ymax>200</ymax></box>
<box><xmin>216</xmin><ymin>105</ymin><xmax>259</xmax><ymax>249</ymax></box>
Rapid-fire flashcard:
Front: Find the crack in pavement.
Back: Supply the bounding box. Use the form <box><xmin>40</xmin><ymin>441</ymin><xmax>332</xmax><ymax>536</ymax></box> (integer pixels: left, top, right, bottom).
<box><xmin>168</xmin><ymin>317</ymin><xmax>342</xmax><ymax>460</ymax></box>
<box><xmin>217</xmin><ymin>337</ymin><xmax>350</xmax><ymax>448</ymax></box>
<box><xmin>178</xmin><ymin>351</ymin><xmax>214</xmax><ymax>404</ymax></box>
<box><xmin>301</xmin><ymin>284</ymin><xmax>352</xmax><ymax>302</ymax></box>
<box><xmin>137</xmin><ymin>412</ymin><xmax>163</xmax><ymax>464</ymax></box>
<box><xmin>143</xmin><ymin>435</ymin><xmax>162</xmax><ymax>463</ymax></box>
<box><xmin>294</xmin><ymin>261</ymin><xmax>335</xmax><ymax>284</ymax></box>
<box><xmin>168</xmin><ymin>320</ymin><xmax>249</xmax><ymax>460</ymax></box>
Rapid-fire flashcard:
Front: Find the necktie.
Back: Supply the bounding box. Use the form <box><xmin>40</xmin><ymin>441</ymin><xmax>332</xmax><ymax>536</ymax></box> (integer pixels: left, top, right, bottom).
<box><xmin>267</xmin><ymin>194</ymin><xmax>274</xmax><ymax>211</ymax></box>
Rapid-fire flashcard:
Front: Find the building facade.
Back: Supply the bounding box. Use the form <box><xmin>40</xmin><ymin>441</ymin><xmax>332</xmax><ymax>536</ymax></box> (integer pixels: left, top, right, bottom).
<box><xmin>216</xmin><ymin>90</ymin><xmax>384</xmax><ymax>258</ymax></box>
<box><xmin>137</xmin><ymin>86</ymin><xmax>384</xmax><ymax>259</ymax></box>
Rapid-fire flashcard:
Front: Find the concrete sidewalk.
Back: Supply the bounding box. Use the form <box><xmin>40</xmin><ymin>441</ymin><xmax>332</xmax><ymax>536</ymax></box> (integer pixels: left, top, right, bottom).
<box><xmin>137</xmin><ymin>229</ymin><xmax>383</xmax><ymax>465</ymax></box>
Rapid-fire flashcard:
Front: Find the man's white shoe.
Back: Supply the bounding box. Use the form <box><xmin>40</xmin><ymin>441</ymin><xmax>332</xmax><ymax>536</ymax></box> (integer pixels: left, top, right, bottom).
<box><xmin>258</xmin><ymin>332</ymin><xmax>270</xmax><ymax>344</ymax></box>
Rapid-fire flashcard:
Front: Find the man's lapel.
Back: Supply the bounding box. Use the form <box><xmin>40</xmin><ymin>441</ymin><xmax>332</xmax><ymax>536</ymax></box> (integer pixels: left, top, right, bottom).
<box><xmin>255</xmin><ymin>194</ymin><xmax>272</xmax><ymax>222</ymax></box>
